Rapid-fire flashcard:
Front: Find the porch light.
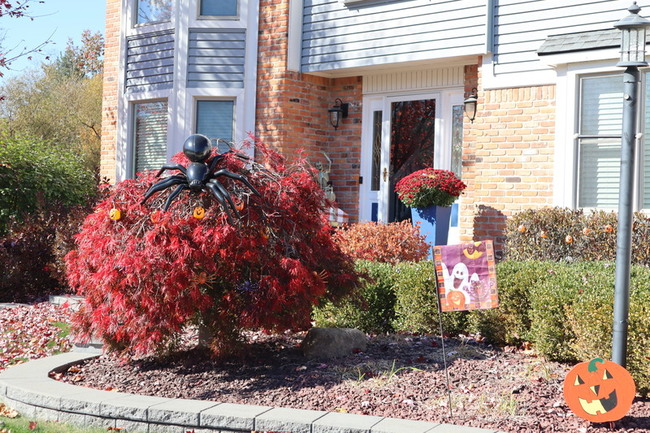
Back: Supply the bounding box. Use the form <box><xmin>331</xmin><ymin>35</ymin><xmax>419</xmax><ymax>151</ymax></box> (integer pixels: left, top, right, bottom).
<box><xmin>614</xmin><ymin>1</ymin><xmax>650</xmax><ymax>67</ymax></box>
<box><xmin>463</xmin><ymin>88</ymin><xmax>478</xmax><ymax>123</ymax></box>
<box><xmin>328</xmin><ymin>98</ymin><xmax>349</xmax><ymax>130</ymax></box>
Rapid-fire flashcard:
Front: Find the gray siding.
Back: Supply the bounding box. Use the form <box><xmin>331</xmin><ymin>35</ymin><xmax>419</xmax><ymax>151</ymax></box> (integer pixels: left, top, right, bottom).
<box><xmin>302</xmin><ymin>0</ymin><xmax>486</xmax><ymax>74</ymax></box>
<box><xmin>493</xmin><ymin>0</ymin><xmax>648</xmax><ymax>76</ymax></box>
<box><xmin>126</xmin><ymin>31</ymin><xmax>175</xmax><ymax>92</ymax></box>
<box><xmin>187</xmin><ymin>29</ymin><xmax>246</xmax><ymax>88</ymax></box>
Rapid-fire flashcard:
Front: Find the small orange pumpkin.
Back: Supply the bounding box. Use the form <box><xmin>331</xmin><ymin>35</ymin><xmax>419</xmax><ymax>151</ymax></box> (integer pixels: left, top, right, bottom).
<box><xmin>193</xmin><ymin>206</ymin><xmax>206</xmax><ymax>219</ymax></box>
<box><xmin>604</xmin><ymin>224</ymin><xmax>614</xmax><ymax>233</ymax></box>
<box><xmin>517</xmin><ymin>224</ymin><xmax>527</xmax><ymax>233</ymax></box>
<box><xmin>109</xmin><ymin>208</ymin><xmax>122</xmax><ymax>221</ymax></box>
<box><xmin>565</xmin><ymin>235</ymin><xmax>574</xmax><ymax>244</ymax></box>
<box><xmin>235</xmin><ymin>201</ymin><xmax>245</xmax><ymax>212</ymax></box>
<box><xmin>150</xmin><ymin>211</ymin><xmax>162</xmax><ymax>224</ymax></box>
<box><xmin>563</xmin><ymin>358</ymin><xmax>635</xmax><ymax>422</ymax></box>
<box><xmin>539</xmin><ymin>230</ymin><xmax>548</xmax><ymax>239</ymax></box>
<box><xmin>582</xmin><ymin>227</ymin><xmax>592</xmax><ymax>236</ymax></box>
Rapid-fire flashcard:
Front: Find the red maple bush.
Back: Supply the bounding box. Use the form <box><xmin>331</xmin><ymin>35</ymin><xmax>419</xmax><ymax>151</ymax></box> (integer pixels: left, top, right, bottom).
<box><xmin>333</xmin><ymin>220</ymin><xmax>429</xmax><ymax>263</ymax></box>
<box><xmin>65</xmin><ymin>140</ymin><xmax>359</xmax><ymax>357</ymax></box>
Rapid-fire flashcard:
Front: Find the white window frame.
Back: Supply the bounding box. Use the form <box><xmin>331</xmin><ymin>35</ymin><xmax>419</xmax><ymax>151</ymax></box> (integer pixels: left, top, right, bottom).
<box><xmin>554</xmin><ymin>59</ymin><xmax>649</xmax><ymax>212</ymax></box>
<box><xmin>127</xmin><ymin>0</ymin><xmax>175</xmax><ymax>35</ymax></box>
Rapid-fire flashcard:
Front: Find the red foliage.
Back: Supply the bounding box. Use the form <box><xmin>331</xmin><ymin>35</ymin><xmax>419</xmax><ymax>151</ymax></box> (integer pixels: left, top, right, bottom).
<box><xmin>395</xmin><ymin>168</ymin><xmax>466</xmax><ymax>208</ymax></box>
<box><xmin>66</xmin><ymin>140</ymin><xmax>359</xmax><ymax>357</ymax></box>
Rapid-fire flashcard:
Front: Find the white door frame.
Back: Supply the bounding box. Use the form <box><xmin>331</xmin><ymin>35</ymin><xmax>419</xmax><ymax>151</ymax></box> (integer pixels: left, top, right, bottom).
<box><xmin>359</xmin><ymin>89</ymin><xmax>462</xmax><ymax>223</ymax></box>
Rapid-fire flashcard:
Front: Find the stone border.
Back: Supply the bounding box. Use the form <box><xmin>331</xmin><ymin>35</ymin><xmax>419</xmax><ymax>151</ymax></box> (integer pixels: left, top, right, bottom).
<box><xmin>0</xmin><ymin>352</ymin><xmax>503</xmax><ymax>433</ymax></box>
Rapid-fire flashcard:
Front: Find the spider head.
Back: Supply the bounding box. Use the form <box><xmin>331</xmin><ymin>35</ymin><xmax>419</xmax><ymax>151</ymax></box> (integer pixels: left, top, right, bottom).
<box><xmin>183</xmin><ymin>134</ymin><xmax>212</xmax><ymax>163</ymax></box>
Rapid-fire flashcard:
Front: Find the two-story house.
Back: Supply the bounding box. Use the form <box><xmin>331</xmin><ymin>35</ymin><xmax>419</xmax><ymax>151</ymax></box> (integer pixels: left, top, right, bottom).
<box><xmin>101</xmin><ymin>0</ymin><xmax>648</xmax><ymax>250</ymax></box>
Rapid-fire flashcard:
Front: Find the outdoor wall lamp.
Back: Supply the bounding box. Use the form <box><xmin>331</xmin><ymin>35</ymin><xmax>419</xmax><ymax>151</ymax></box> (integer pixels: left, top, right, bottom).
<box><xmin>611</xmin><ymin>1</ymin><xmax>650</xmax><ymax>368</ymax></box>
<box><xmin>463</xmin><ymin>88</ymin><xmax>478</xmax><ymax>123</ymax></box>
<box><xmin>328</xmin><ymin>98</ymin><xmax>349</xmax><ymax>130</ymax></box>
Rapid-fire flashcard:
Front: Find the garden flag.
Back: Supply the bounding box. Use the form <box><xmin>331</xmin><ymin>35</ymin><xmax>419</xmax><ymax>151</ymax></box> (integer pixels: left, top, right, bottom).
<box><xmin>433</xmin><ymin>240</ymin><xmax>498</xmax><ymax>312</ymax></box>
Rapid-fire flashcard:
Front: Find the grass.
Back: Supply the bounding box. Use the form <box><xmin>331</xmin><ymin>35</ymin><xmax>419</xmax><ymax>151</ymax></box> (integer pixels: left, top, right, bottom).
<box><xmin>0</xmin><ymin>417</ymin><xmax>108</xmax><ymax>433</ymax></box>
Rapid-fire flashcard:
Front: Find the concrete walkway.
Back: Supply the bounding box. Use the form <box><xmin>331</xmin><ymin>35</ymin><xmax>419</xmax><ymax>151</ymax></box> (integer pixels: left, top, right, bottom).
<box><xmin>0</xmin><ymin>351</ymin><xmax>505</xmax><ymax>433</ymax></box>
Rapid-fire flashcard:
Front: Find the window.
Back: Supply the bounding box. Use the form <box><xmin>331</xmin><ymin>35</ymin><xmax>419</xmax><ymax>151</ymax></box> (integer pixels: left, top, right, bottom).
<box><xmin>577</xmin><ymin>73</ymin><xmax>650</xmax><ymax>210</ymax></box>
<box><xmin>195</xmin><ymin>100</ymin><xmax>235</xmax><ymax>153</ymax></box>
<box><xmin>136</xmin><ymin>0</ymin><xmax>172</xmax><ymax>25</ymax></box>
<box><xmin>200</xmin><ymin>0</ymin><xmax>238</xmax><ymax>17</ymax></box>
<box><xmin>133</xmin><ymin>101</ymin><xmax>168</xmax><ymax>174</ymax></box>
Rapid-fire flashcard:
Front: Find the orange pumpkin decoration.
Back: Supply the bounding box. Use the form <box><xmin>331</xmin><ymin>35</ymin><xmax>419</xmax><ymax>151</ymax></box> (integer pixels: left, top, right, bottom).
<box><xmin>447</xmin><ymin>290</ymin><xmax>466</xmax><ymax>309</ymax></box>
<box><xmin>582</xmin><ymin>227</ymin><xmax>592</xmax><ymax>236</ymax></box>
<box><xmin>235</xmin><ymin>201</ymin><xmax>245</xmax><ymax>212</ymax></box>
<box><xmin>563</xmin><ymin>358</ymin><xmax>636</xmax><ymax>423</ymax></box>
<box><xmin>109</xmin><ymin>208</ymin><xmax>122</xmax><ymax>221</ymax></box>
<box><xmin>539</xmin><ymin>230</ymin><xmax>548</xmax><ymax>239</ymax></box>
<box><xmin>604</xmin><ymin>224</ymin><xmax>614</xmax><ymax>233</ymax></box>
<box><xmin>517</xmin><ymin>224</ymin><xmax>527</xmax><ymax>233</ymax></box>
<box><xmin>193</xmin><ymin>206</ymin><xmax>206</xmax><ymax>219</ymax></box>
<box><xmin>565</xmin><ymin>235</ymin><xmax>574</xmax><ymax>244</ymax></box>
<box><xmin>150</xmin><ymin>211</ymin><xmax>162</xmax><ymax>224</ymax></box>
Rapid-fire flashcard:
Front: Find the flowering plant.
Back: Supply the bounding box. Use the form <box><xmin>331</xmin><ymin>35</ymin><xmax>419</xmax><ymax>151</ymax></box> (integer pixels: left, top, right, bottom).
<box><xmin>395</xmin><ymin>168</ymin><xmax>466</xmax><ymax>208</ymax></box>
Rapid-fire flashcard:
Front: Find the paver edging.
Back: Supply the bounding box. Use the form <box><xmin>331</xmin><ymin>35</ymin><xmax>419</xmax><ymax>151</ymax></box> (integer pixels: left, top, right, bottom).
<box><xmin>0</xmin><ymin>351</ymin><xmax>504</xmax><ymax>433</ymax></box>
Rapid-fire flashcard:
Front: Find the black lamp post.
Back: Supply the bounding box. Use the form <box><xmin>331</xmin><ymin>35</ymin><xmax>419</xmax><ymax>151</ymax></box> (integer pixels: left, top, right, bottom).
<box><xmin>612</xmin><ymin>2</ymin><xmax>650</xmax><ymax>368</ymax></box>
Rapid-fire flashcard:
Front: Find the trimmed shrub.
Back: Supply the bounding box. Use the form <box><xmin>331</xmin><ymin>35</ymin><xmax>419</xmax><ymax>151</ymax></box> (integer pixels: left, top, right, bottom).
<box><xmin>506</xmin><ymin>207</ymin><xmax>650</xmax><ymax>267</ymax></box>
<box><xmin>333</xmin><ymin>220</ymin><xmax>428</xmax><ymax>263</ymax></box>
<box><xmin>312</xmin><ymin>260</ymin><xmax>397</xmax><ymax>334</ymax></box>
<box><xmin>66</xmin><ymin>141</ymin><xmax>359</xmax><ymax>357</ymax></box>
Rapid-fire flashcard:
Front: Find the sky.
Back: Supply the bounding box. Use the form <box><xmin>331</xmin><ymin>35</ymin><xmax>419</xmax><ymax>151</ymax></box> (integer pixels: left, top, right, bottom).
<box><xmin>0</xmin><ymin>0</ymin><xmax>106</xmax><ymax>81</ymax></box>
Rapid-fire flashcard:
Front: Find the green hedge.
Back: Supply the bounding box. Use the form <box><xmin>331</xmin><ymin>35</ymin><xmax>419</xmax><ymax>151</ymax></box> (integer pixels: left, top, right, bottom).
<box><xmin>314</xmin><ymin>260</ymin><xmax>650</xmax><ymax>395</ymax></box>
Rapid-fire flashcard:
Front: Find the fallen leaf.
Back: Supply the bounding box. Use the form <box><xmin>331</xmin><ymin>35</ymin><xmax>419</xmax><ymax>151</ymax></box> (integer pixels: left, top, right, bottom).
<box><xmin>0</xmin><ymin>403</ymin><xmax>18</xmax><ymax>418</ymax></box>
<box><xmin>28</xmin><ymin>421</ymin><xmax>37</xmax><ymax>430</ymax></box>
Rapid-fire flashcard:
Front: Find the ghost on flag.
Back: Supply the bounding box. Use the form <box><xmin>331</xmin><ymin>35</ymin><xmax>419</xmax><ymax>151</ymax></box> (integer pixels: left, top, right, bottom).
<box><xmin>433</xmin><ymin>240</ymin><xmax>498</xmax><ymax>312</ymax></box>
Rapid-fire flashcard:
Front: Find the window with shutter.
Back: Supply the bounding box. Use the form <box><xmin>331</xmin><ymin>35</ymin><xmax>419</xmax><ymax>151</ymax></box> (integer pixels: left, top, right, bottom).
<box><xmin>133</xmin><ymin>101</ymin><xmax>168</xmax><ymax>175</ymax></box>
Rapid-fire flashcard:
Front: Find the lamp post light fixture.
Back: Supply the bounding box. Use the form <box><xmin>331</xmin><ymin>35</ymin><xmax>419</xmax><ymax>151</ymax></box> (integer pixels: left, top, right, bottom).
<box><xmin>612</xmin><ymin>1</ymin><xmax>650</xmax><ymax>368</ymax></box>
<box><xmin>328</xmin><ymin>98</ymin><xmax>349</xmax><ymax>130</ymax></box>
<box><xmin>463</xmin><ymin>88</ymin><xmax>478</xmax><ymax>123</ymax></box>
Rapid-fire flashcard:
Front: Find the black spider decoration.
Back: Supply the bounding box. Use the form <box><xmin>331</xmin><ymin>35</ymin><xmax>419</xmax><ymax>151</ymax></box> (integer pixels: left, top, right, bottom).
<box><xmin>141</xmin><ymin>134</ymin><xmax>260</xmax><ymax>221</ymax></box>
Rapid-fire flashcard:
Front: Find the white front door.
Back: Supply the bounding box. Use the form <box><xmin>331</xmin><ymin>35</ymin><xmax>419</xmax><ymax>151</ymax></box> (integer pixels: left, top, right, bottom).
<box><xmin>359</xmin><ymin>91</ymin><xmax>464</xmax><ymax>230</ymax></box>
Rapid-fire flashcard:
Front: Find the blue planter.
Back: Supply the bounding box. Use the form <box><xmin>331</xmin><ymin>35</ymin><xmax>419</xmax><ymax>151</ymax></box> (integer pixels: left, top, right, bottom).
<box><xmin>411</xmin><ymin>205</ymin><xmax>452</xmax><ymax>254</ymax></box>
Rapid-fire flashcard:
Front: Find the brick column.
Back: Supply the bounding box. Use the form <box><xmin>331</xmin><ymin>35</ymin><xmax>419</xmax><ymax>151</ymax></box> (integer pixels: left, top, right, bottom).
<box><xmin>99</xmin><ymin>0</ymin><xmax>122</xmax><ymax>183</ymax></box>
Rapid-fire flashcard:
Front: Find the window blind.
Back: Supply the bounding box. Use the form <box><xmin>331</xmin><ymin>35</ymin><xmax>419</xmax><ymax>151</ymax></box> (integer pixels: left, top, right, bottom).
<box><xmin>196</xmin><ymin>100</ymin><xmax>234</xmax><ymax>154</ymax></box>
<box><xmin>201</xmin><ymin>0</ymin><xmax>237</xmax><ymax>16</ymax></box>
<box><xmin>578</xmin><ymin>75</ymin><xmax>623</xmax><ymax>209</ymax></box>
<box><xmin>134</xmin><ymin>101</ymin><xmax>168</xmax><ymax>175</ymax></box>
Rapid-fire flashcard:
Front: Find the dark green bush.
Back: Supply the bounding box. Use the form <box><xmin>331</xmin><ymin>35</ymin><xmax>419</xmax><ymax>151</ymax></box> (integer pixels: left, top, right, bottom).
<box><xmin>0</xmin><ymin>134</ymin><xmax>96</xmax><ymax>235</ymax></box>
<box><xmin>0</xmin><ymin>135</ymin><xmax>97</xmax><ymax>301</ymax></box>
<box><xmin>313</xmin><ymin>260</ymin><xmax>397</xmax><ymax>334</ymax></box>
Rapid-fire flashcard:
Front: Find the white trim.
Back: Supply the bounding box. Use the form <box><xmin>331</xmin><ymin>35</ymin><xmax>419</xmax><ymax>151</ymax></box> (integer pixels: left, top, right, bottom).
<box><xmin>242</xmin><ymin>0</ymin><xmax>259</xmax><ymax>157</ymax></box>
<box><xmin>287</xmin><ymin>0</ymin><xmax>303</xmax><ymax>72</ymax></box>
<box><xmin>482</xmin><ymin>54</ymin><xmax>557</xmax><ymax>90</ymax></box>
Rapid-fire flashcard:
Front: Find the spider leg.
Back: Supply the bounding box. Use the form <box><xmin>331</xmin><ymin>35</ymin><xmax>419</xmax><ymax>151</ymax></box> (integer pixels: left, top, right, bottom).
<box><xmin>142</xmin><ymin>175</ymin><xmax>186</xmax><ymax>204</ymax></box>
<box><xmin>207</xmin><ymin>178</ymin><xmax>240</xmax><ymax>219</ymax></box>
<box><xmin>162</xmin><ymin>184</ymin><xmax>189</xmax><ymax>211</ymax></box>
<box><xmin>156</xmin><ymin>164</ymin><xmax>187</xmax><ymax>177</ymax></box>
<box><xmin>205</xmin><ymin>182</ymin><xmax>236</xmax><ymax>224</ymax></box>
<box><xmin>210</xmin><ymin>169</ymin><xmax>261</xmax><ymax>197</ymax></box>
<box><xmin>207</xmin><ymin>154</ymin><xmax>225</xmax><ymax>173</ymax></box>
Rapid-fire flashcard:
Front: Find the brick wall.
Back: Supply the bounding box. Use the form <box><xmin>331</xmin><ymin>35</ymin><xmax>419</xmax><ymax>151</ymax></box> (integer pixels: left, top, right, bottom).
<box><xmin>99</xmin><ymin>0</ymin><xmax>121</xmax><ymax>183</ymax></box>
<box><xmin>461</xmin><ymin>59</ymin><xmax>556</xmax><ymax>254</ymax></box>
<box><xmin>255</xmin><ymin>0</ymin><xmax>362</xmax><ymax>220</ymax></box>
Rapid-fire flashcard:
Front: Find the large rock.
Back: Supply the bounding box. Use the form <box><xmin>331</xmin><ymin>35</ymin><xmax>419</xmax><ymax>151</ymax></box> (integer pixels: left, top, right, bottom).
<box><xmin>300</xmin><ymin>327</ymin><xmax>367</xmax><ymax>359</ymax></box>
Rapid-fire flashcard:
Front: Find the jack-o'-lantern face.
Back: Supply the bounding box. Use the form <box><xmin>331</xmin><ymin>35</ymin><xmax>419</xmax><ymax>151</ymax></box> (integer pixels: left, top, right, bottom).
<box><xmin>109</xmin><ymin>208</ymin><xmax>122</xmax><ymax>221</ymax></box>
<box><xmin>447</xmin><ymin>290</ymin><xmax>466</xmax><ymax>309</ymax></box>
<box><xmin>193</xmin><ymin>206</ymin><xmax>206</xmax><ymax>219</ymax></box>
<box><xmin>563</xmin><ymin>358</ymin><xmax>636</xmax><ymax>423</ymax></box>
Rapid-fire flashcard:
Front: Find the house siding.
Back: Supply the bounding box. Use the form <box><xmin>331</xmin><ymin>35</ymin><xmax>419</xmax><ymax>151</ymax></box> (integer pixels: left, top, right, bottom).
<box><xmin>301</xmin><ymin>0</ymin><xmax>486</xmax><ymax>74</ymax></box>
<box><xmin>187</xmin><ymin>29</ymin><xmax>247</xmax><ymax>88</ymax></box>
<box><xmin>493</xmin><ymin>0</ymin><xmax>640</xmax><ymax>76</ymax></box>
<box><xmin>125</xmin><ymin>30</ymin><xmax>175</xmax><ymax>92</ymax></box>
